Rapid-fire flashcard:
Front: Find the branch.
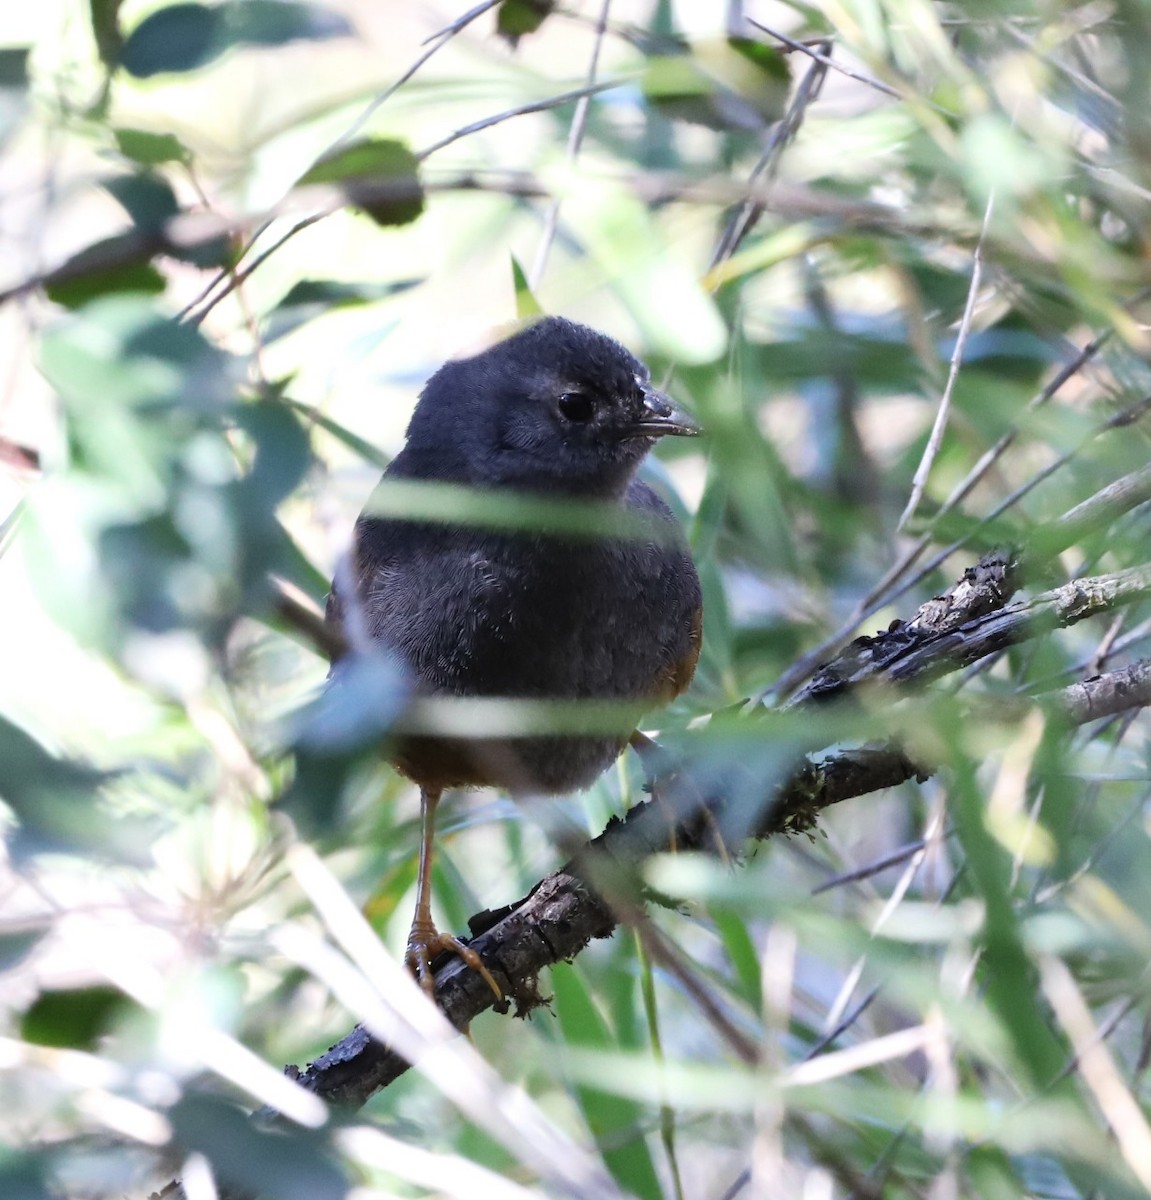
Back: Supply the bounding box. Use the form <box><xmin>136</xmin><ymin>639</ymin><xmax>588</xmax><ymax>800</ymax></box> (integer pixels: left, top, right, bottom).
<box><xmin>1051</xmin><ymin>657</ymin><xmax>1151</xmax><ymax>724</ymax></box>
<box><xmin>790</xmin><ymin>559</ymin><xmax>1151</xmax><ymax>704</ymax></box>
<box><xmin>0</xmin><ymin>172</ymin><xmax>927</xmax><ymax>312</ymax></box>
<box><xmin>152</xmin><ymin>540</ymin><xmax>1151</xmax><ymax>1200</ymax></box>
<box><xmin>886</xmin><ymin>564</ymin><xmax>1151</xmax><ymax>686</ymax></box>
<box><xmin>291</xmin><ymin>652</ymin><xmax>1151</xmax><ymax>1108</ymax></box>
<box><xmin>248</xmin><ymin>497</ymin><xmax>1151</xmax><ymax>1122</ymax></box>
<box><xmin>289</xmin><ymin>739</ymin><xmax>929</xmax><ymax>1109</ymax></box>
<box><xmin>286</xmin><ymin>556</ymin><xmax>1151</xmax><ymax>1110</ymax></box>
<box><xmin>1026</xmin><ymin>462</ymin><xmax>1151</xmax><ymax>564</ymax></box>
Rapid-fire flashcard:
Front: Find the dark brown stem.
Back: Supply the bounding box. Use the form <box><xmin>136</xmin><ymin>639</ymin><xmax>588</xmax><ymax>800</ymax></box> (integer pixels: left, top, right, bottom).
<box><xmin>284</xmin><ymin>558</ymin><xmax>1151</xmax><ymax>1111</ymax></box>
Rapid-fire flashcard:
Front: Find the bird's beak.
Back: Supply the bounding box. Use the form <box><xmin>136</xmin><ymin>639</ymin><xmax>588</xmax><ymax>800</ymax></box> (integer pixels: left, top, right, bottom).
<box><xmin>626</xmin><ymin>388</ymin><xmax>702</xmax><ymax>439</ymax></box>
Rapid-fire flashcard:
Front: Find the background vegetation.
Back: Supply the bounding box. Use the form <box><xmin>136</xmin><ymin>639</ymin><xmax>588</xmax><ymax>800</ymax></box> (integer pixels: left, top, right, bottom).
<box><xmin>3</xmin><ymin>0</ymin><xmax>1151</xmax><ymax>1197</ymax></box>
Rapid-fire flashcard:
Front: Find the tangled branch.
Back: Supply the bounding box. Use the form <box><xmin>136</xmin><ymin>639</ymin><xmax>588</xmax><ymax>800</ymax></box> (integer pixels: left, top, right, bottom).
<box><xmin>281</xmin><ymin>545</ymin><xmax>1151</xmax><ymax>1111</ymax></box>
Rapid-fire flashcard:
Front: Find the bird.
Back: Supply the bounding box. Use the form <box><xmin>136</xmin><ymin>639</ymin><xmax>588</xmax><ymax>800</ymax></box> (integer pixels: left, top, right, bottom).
<box><xmin>326</xmin><ymin>315</ymin><xmax>703</xmax><ymax>997</ymax></box>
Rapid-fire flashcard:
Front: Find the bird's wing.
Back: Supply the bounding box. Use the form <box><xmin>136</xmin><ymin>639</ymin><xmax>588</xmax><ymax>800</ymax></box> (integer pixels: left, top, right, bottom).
<box><xmin>626</xmin><ymin>478</ymin><xmax>703</xmax><ymax>703</ymax></box>
<box><xmin>327</xmin><ymin>514</ymin><xmax>515</xmax><ymax>693</ymax></box>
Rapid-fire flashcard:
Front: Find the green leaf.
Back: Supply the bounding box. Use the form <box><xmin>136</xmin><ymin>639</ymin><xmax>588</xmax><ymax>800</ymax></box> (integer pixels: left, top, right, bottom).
<box><xmin>283</xmin><ymin>644</ymin><xmax>409</xmax><ymax>835</ymax></box>
<box><xmin>561</xmin><ymin>182</ymin><xmax>726</xmax><ymax>363</ymax></box>
<box><xmin>270</xmin><ymin>515</ymin><xmax>332</xmax><ymax>604</ymax></box>
<box><xmin>712</xmin><ymin>908</ymin><xmax>761</xmax><ymax>1007</ymax></box>
<box><xmin>298</xmin><ymin>137</ymin><xmax>424</xmax><ymax>226</ymax></box>
<box><xmin>273</xmin><ymin>278</ymin><xmax>416</xmax><ymax>309</ymax></box>
<box><xmin>643</xmin><ymin>38</ymin><xmax>790</xmax><ymax>132</ymax></box>
<box><xmin>21</xmin><ymin>985</ymin><xmax>132</xmax><ymax>1050</ymax></box>
<box><xmin>726</xmin><ymin>34</ymin><xmax>790</xmax><ymax>79</ymax></box>
<box><xmin>292</xmin><ymin>655</ymin><xmax>409</xmax><ymax>755</ymax></box>
<box><xmin>233</xmin><ymin>397</ymin><xmax>311</xmax><ymax>510</ymax></box>
<box><xmin>41</xmin><ymin>298</ymin><xmax>234</xmax><ymax>432</ymax></box>
<box><xmin>551</xmin><ymin>963</ymin><xmax>663</xmax><ymax>1199</ymax></box>
<box><xmin>264</xmin><ymin>278</ymin><xmax>417</xmax><ymax>341</ymax></box>
<box><xmin>114</xmin><ymin>127</ymin><xmax>190</xmax><ymax>165</ymax></box>
<box><xmin>0</xmin><ymin>48</ymin><xmax>31</xmax><ymax>146</ymax></box>
<box><xmin>0</xmin><ymin>47</ymin><xmax>30</xmax><ymax>87</ymax></box>
<box><xmin>948</xmin><ymin>755</ymin><xmax>1069</xmax><ymax>1086</ymax></box>
<box><xmin>964</xmin><ymin>1144</ymin><xmax>1025</xmax><ymax>1199</ymax></box>
<box><xmin>103</xmin><ymin>172</ymin><xmax>180</xmax><ymax>229</ymax></box>
<box><xmin>119</xmin><ymin>0</ymin><xmax>352</xmax><ymax>79</ymax></box>
<box><xmin>44</xmin><ymin>236</ymin><xmax>166</xmax><ymax>308</ymax></box>
<box><xmin>119</xmin><ymin>3</ymin><xmax>222</xmax><ymax>76</ymax></box>
<box><xmin>298</xmin><ymin>138</ymin><xmax>414</xmax><ymax>186</ymax></box>
<box><xmin>31</xmin><ymin>300</ymin><xmax>253</xmax><ymax>650</ymax></box>
<box><xmin>169</xmin><ymin>1093</ymin><xmax>348</xmax><ymax>1200</ymax></box>
<box><xmin>642</xmin><ymin>54</ymin><xmax>712</xmax><ymax>104</ymax></box>
<box><xmin>283</xmin><ymin>397</ymin><xmax>391</xmax><ymax>468</ymax></box>
<box><xmin>0</xmin><ymin>929</ymin><xmax>44</xmax><ymax>972</ymax></box>
<box><xmin>222</xmin><ymin>0</ymin><xmax>351</xmax><ymax>47</ymax></box>
<box><xmin>496</xmin><ymin>0</ymin><xmax>555</xmax><ymax>45</ymax></box>
<box><xmin>89</xmin><ymin>0</ymin><xmax>124</xmax><ymax>68</ymax></box>
<box><xmin>0</xmin><ymin>713</ymin><xmax>128</xmax><ymax>858</ymax></box>
<box><xmin>33</xmin><ymin>303</ymin><xmax>318</xmax><ymax>654</ymax></box>
<box><xmin>167</xmin><ymin>225</ymin><xmax>236</xmax><ymax>269</ymax></box>
<box><xmin>511</xmin><ymin>255</ymin><xmax>543</xmax><ymax>318</ymax></box>
<box><xmin>0</xmin><ymin>1152</ymin><xmax>52</xmax><ymax>1200</ymax></box>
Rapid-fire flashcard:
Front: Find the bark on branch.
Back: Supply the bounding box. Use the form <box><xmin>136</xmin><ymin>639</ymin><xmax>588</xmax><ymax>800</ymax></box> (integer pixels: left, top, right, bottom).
<box><xmin>286</xmin><ymin>558</ymin><xmax>1151</xmax><ymax>1111</ymax></box>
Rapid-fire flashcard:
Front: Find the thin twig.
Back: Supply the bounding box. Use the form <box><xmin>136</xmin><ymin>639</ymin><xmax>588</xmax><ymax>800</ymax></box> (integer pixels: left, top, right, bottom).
<box><xmin>528</xmin><ymin>0</ymin><xmax>612</xmax><ymax>290</ymax></box>
<box><xmin>1034</xmin><ymin>779</ymin><xmax>1148</xmax><ymax>907</ymax></box>
<box><xmin>709</xmin><ymin>36</ymin><xmax>830</xmax><ymax>269</ymax></box>
<box><xmin>897</xmin><ymin>192</ymin><xmax>995</xmax><ymax>533</ymax></box>
<box><xmin>182</xmin><ymin>1</ymin><xmax>499</xmax><ymax>326</ymax></box>
<box><xmin>1000</xmin><ymin>21</ymin><xmax>1120</xmax><ymax>114</ymax></box>
<box><xmin>422</xmin><ymin>0</ymin><xmax>501</xmax><ymax>44</ymax></box>
<box><xmin>174</xmin><ymin>216</ymin><xmax>274</xmax><ymax>325</ymax></box>
<box><xmin>1021</xmin><ymin>614</ymin><xmax>1151</xmax><ymax>696</ymax></box>
<box><xmin>1027</xmin><ymin>460</ymin><xmax>1151</xmax><ymax>564</ymax></box>
<box><xmin>0</xmin><ymin>172</ymin><xmax>919</xmax><ymax>313</ymax></box>
<box><xmin>1054</xmin><ymin>996</ymin><xmax>1140</xmax><ymax>1084</ymax></box>
<box><xmin>271</xmin><ymin>576</ymin><xmax>347</xmax><ymax>661</ymax></box>
<box><xmin>878</xmin><ymin>392</ymin><xmax>1151</xmax><ymax>618</ymax></box>
<box><xmin>635</xmin><ymin>932</ymin><xmax>686</xmax><ymax>1200</ymax></box>
<box><xmin>812</xmin><ymin>835</ymin><xmax>951</xmax><ymax>895</ymax></box>
<box><xmin>1088</xmin><ymin>613</ymin><xmax>1126</xmax><ymax>677</ymax></box>
<box><xmin>185</xmin><ymin>214</ymin><xmax>327</xmax><ymax>328</ymax></box>
<box><xmin>275</xmin><ymin>569</ymin><xmax>1151</xmax><ymax>1113</ymax></box>
<box><xmin>0</xmin><ymin>498</ymin><xmax>25</xmax><ymax>561</ymax></box>
<box><xmin>748</xmin><ymin>20</ymin><xmax>903</xmax><ymax>101</ymax></box>
<box><xmin>342</xmin><ymin>1</ymin><xmax>502</xmax><ymax>149</ymax></box>
<box><xmin>857</xmin><ymin>302</ymin><xmax>1139</xmax><ymax>610</ymax></box>
<box><xmin>418</xmin><ymin>78</ymin><xmax>629</xmax><ymax>161</ymax></box>
<box><xmin>766</xmin><ymin>315</ymin><xmax>1121</xmax><ymax>701</ymax></box>
<box><xmin>633</xmin><ymin>917</ymin><xmax>759</xmax><ymax>1064</ymax></box>
<box><xmin>803</xmin><ymin>985</ymin><xmax>883</xmax><ymax>1058</ymax></box>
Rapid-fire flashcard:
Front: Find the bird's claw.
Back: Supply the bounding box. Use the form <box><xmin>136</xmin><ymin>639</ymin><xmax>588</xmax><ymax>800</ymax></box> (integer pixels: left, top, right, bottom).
<box><xmin>405</xmin><ymin>920</ymin><xmax>504</xmax><ymax>1006</ymax></box>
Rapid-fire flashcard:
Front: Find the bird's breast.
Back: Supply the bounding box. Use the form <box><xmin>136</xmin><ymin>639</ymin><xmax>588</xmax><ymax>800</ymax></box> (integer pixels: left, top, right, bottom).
<box><xmin>351</xmin><ymin>496</ymin><xmax>700</xmax><ymax>794</ymax></box>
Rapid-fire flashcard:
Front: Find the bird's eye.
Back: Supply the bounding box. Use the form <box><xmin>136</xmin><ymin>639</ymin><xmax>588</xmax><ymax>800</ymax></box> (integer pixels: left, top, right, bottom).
<box><xmin>558</xmin><ymin>392</ymin><xmax>595</xmax><ymax>423</ymax></box>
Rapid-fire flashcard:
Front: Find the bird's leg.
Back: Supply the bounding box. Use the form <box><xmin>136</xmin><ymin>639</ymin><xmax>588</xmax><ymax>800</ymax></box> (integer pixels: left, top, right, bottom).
<box><xmin>406</xmin><ymin>786</ymin><xmax>503</xmax><ymax>1003</ymax></box>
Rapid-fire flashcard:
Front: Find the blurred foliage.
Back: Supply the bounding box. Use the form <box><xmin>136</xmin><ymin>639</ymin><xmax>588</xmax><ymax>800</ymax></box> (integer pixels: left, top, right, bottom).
<box><xmin>2</xmin><ymin>1</ymin><xmax>1151</xmax><ymax>1198</ymax></box>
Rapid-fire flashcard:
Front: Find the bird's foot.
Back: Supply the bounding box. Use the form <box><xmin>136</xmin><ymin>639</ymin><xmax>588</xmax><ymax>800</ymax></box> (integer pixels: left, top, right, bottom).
<box><xmin>405</xmin><ymin>918</ymin><xmax>503</xmax><ymax>1005</ymax></box>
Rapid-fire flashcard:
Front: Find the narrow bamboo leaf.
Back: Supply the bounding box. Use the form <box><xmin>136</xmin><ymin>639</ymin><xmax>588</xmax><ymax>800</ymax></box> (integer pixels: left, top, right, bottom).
<box><xmin>298</xmin><ymin>138</ymin><xmax>424</xmax><ymax>227</ymax></box>
<box><xmin>120</xmin><ymin>1</ymin><xmax>351</xmax><ymax>79</ymax></box>
<box><xmin>551</xmin><ymin>963</ymin><xmax>663</xmax><ymax>1199</ymax></box>
<box><xmin>511</xmin><ymin>255</ymin><xmax>543</xmax><ymax>318</ymax></box>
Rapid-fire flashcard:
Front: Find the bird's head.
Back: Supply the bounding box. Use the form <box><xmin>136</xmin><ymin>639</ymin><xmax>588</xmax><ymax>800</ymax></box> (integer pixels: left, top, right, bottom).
<box><xmin>403</xmin><ymin>316</ymin><xmax>699</xmax><ymax>497</ymax></box>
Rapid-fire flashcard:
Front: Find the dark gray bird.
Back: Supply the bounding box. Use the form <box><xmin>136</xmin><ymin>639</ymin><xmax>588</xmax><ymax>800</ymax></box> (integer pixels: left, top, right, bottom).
<box><xmin>327</xmin><ymin>316</ymin><xmax>702</xmax><ymax>995</ymax></box>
